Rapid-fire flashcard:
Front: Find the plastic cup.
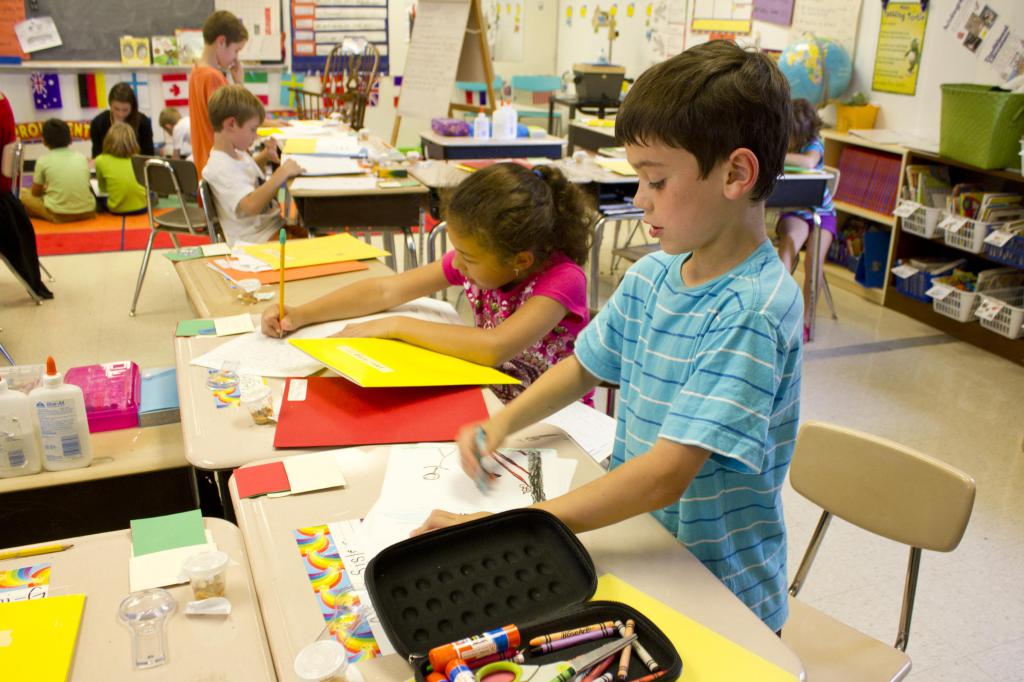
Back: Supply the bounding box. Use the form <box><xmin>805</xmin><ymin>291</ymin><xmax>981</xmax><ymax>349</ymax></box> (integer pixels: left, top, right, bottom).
<box><xmin>572</xmin><ymin>150</ymin><xmax>588</xmax><ymax>165</ymax></box>
<box><xmin>294</xmin><ymin>640</ymin><xmax>349</xmax><ymax>682</ymax></box>
<box><xmin>240</xmin><ymin>385</ymin><xmax>274</xmax><ymax>425</ymax></box>
<box><xmin>237</xmin><ymin>278</ymin><xmax>262</xmax><ymax>303</ymax></box>
<box><xmin>182</xmin><ymin>550</ymin><xmax>229</xmax><ymax>600</ymax></box>
<box><xmin>206</xmin><ymin>361</ymin><xmax>239</xmax><ymax>392</ymax></box>
<box><xmin>118</xmin><ymin>589</ymin><xmax>177</xmax><ymax>669</ymax></box>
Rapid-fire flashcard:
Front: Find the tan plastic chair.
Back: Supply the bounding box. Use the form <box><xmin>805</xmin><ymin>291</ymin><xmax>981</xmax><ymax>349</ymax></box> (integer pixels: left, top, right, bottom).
<box><xmin>783</xmin><ymin>421</ymin><xmax>976</xmax><ymax>682</ymax></box>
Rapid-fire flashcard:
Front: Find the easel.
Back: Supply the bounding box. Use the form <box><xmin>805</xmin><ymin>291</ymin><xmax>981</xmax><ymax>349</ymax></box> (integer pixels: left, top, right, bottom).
<box><xmin>390</xmin><ymin>0</ymin><xmax>497</xmax><ymax>145</ymax></box>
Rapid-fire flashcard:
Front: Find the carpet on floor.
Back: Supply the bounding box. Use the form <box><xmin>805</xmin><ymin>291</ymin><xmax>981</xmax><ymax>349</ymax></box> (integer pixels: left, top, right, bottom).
<box><xmin>36</xmin><ymin>228</ymin><xmax>211</xmax><ymax>256</ymax></box>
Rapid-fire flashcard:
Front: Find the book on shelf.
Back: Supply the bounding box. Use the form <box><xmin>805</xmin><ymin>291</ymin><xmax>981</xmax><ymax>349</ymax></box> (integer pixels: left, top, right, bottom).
<box><xmin>834</xmin><ymin>146</ymin><xmax>900</xmax><ymax>217</ymax></box>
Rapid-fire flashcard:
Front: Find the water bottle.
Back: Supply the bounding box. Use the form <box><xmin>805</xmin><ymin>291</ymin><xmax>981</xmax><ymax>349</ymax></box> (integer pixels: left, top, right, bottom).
<box><xmin>473</xmin><ymin>108</ymin><xmax>490</xmax><ymax>139</ymax></box>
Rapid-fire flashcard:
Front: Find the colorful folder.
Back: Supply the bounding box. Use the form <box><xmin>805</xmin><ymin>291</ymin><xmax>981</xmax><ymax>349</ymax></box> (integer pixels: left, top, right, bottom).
<box><xmin>288</xmin><ymin>338</ymin><xmax>520</xmax><ymax>388</ymax></box>
<box><xmin>0</xmin><ymin>594</ymin><xmax>86</xmax><ymax>681</ymax></box>
<box><xmin>274</xmin><ymin>377</ymin><xmax>490</xmax><ymax>448</ymax></box>
<box><xmin>211</xmin><ymin>259</ymin><xmax>369</xmax><ymax>284</ymax></box>
<box><xmin>243</xmin><ymin>233</ymin><xmax>389</xmax><ymax>269</ymax></box>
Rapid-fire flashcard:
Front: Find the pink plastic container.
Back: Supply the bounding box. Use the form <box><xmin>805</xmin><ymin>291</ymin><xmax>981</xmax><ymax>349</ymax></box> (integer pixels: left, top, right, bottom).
<box><xmin>65</xmin><ymin>361</ymin><xmax>141</xmax><ymax>433</ymax></box>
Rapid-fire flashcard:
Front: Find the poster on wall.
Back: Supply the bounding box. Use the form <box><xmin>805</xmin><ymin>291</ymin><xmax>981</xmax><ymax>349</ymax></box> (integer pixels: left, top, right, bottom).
<box><xmin>789</xmin><ymin>0</ymin><xmax>862</xmax><ymax>57</ymax></box>
<box><xmin>291</xmin><ymin>0</ymin><xmax>391</xmax><ymax>75</ymax></box>
<box><xmin>752</xmin><ymin>0</ymin><xmax>795</xmax><ymax>27</ymax></box>
<box><xmin>691</xmin><ymin>0</ymin><xmax>752</xmax><ymax>34</ymax></box>
<box><xmin>871</xmin><ymin>2</ymin><xmax>927</xmax><ymax>96</ymax></box>
<box><xmin>943</xmin><ymin>0</ymin><xmax>998</xmax><ymax>54</ymax></box>
<box><xmin>216</xmin><ymin>0</ymin><xmax>283</xmax><ymax>62</ymax></box>
<box><xmin>984</xmin><ymin>25</ymin><xmax>1024</xmax><ymax>82</ymax></box>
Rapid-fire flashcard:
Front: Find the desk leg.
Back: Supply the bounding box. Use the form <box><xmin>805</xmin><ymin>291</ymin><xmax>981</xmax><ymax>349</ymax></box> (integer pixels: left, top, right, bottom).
<box><xmin>590</xmin><ymin>217</ymin><xmax>605</xmax><ymax>309</ymax></box>
<box><xmin>191</xmin><ymin>466</ymin><xmax>236</xmax><ymax>523</ymax></box>
<box><xmin>548</xmin><ymin>99</ymin><xmax>555</xmax><ymax>135</ymax></box>
<box><xmin>807</xmin><ymin>214</ymin><xmax>821</xmax><ymax>343</ymax></box>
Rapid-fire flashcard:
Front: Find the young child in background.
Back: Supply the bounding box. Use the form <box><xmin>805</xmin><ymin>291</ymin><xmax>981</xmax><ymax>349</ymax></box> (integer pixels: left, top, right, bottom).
<box><xmin>262</xmin><ymin>162</ymin><xmax>594</xmax><ymax>404</ymax></box>
<box><xmin>158</xmin><ymin>107</ymin><xmax>192</xmax><ymax>160</ymax></box>
<box><xmin>189</xmin><ymin>10</ymin><xmax>248</xmax><ymax>175</ymax></box>
<box><xmin>415</xmin><ymin>41</ymin><xmax>803</xmax><ymax>636</ymax></box>
<box><xmin>94</xmin><ymin>123</ymin><xmax>148</xmax><ymax>215</ymax></box>
<box><xmin>20</xmin><ymin>119</ymin><xmax>96</xmax><ymax>223</ymax></box>
<box><xmin>775</xmin><ymin>98</ymin><xmax>837</xmax><ymax>341</ymax></box>
<box><xmin>203</xmin><ymin>85</ymin><xmax>304</xmax><ymax>246</ymax></box>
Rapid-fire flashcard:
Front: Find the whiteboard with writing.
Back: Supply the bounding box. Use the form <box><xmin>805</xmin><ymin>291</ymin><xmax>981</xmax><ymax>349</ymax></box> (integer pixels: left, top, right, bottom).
<box><xmin>397</xmin><ymin>0</ymin><xmax>473</xmax><ymax>119</ymax></box>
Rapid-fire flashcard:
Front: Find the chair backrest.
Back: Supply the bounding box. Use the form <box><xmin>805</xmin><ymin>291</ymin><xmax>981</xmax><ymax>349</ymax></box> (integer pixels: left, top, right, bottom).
<box><xmin>510</xmin><ymin>75</ymin><xmax>562</xmax><ymax>93</ymax></box>
<box><xmin>426</xmin><ymin>221</ymin><xmax>448</xmax><ymax>265</ymax></box>
<box><xmin>131</xmin><ymin>156</ymin><xmax>199</xmax><ymax>198</ymax></box>
<box><xmin>2</xmin><ymin>140</ymin><xmax>23</xmax><ymax>194</ymax></box>
<box><xmin>791</xmin><ymin>421</ymin><xmax>975</xmax><ymax>552</ymax></box>
<box><xmin>198</xmin><ymin>179</ymin><xmax>226</xmax><ymax>243</ymax></box>
<box><xmin>322</xmin><ymin>38</ymin><xmax>381</xmax><ymax>129</ymax></box>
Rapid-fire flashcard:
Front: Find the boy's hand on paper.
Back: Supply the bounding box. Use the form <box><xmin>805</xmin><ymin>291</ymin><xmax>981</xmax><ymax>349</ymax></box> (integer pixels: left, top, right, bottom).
<box><xmin>275</xmin><ymin>158</ymin><xmax>304</xmax><ymax>183</ymax></box>
<box><xmin>411</xmin><ymin>510</ymin><xmax>491</xmax><ymax>537</ymax></box>
<box><xmin>262</xmin><ymin>304</ymin><xmax>301</xmax><ymax>338</ymax></box>
<box><xmin>333</xmin><ymin>317</ymin><xmax>400</xmax><ymax>339</ymax></box>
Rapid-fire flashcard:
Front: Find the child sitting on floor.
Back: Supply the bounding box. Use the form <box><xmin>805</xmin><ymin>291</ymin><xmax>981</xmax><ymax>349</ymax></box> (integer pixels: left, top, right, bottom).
<box><xmin>20</xmin><ymin>119</ymin><xmax>95</xmax><ymax>224</ymax></box>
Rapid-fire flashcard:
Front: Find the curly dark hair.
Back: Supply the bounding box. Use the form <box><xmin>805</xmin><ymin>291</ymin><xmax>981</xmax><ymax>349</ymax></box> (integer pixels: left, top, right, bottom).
<box><xmin>789</xmin><ymin>98</ymin><xmax>823</xmax><ymax>152</ymax></box>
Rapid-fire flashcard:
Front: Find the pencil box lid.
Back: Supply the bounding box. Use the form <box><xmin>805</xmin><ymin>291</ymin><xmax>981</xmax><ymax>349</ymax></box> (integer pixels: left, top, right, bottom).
<box><xmin>365</xmin><ymin>508</ymin><xmax>596</xmax><ymax>660</ymax></box>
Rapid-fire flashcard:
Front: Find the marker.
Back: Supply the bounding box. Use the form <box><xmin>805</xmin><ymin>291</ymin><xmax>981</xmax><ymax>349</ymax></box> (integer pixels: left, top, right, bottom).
<box><xmin>530</xmin><ymin>627</ymin><xmax>615</xmax><ymax>654</ymax></box>
<box><xmin>277</xmin><ymin>227</ymin><xmax>286</xmax><ymax>334</ymax></box>
<box><xmin>616</xmin><ymin>619</ymin><xmax>635</xmax><ymax>680</ymax></box>
<box><xmin>529</xmin><ymin>621</ymin><xmax>617</xmax><ymax>648</ymax></box>
<box><xmin>613</xmin><ymin>621</ymin><xmax>659</xmax><ymax>672</ymax></box>
<box><xmin>472</xmin><ymin>426</ymin><xmax>501</xmax><ymax>493</ymax></box>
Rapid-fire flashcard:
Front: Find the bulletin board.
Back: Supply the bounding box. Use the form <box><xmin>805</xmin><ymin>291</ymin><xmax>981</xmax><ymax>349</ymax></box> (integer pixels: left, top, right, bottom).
<box><xmin>291</xmin><ymin>0</ymin><xmax>391</xmax><ymax>75</ymax></box>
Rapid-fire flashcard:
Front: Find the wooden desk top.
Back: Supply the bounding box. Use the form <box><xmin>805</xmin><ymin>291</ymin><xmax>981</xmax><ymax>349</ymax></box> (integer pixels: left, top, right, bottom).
<box><xmin>0</xmin><ymin>423</ymin><xmax>184</xmax><ymax>495</ymax></box>
<box><xmin>0</xmin><ymin>518</ymin><xmax>275</xmax><ymax>681</ymax></box>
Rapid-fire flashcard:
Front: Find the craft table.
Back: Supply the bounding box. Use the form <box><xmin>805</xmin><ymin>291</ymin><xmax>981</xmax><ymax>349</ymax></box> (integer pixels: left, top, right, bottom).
<box><xmin>228</xmin><ymin>406</ymin><xmax>806</xmax><ymax>682</ymax></box>
<box><xmin>173</xmin><ymin>255</ymin><xmax>393</xmax><ymax>319</ymax></box>
<box><xmin>419</xmin><ymin>130</ymin><xmax>566</xmax><ymax>161</ymax></box>
<box><xmin>0</xmin><ymin>517</ymin><xmax>275</xmax><ymax>680</ymax></box>
<box><xmin>567</xmin><ymin>120</ymin><xmax>618</xmax><ymax>155</ymax></box>
<box><xmin>548</xmin><ymin>95</ymin><xmax>621</xmax><ymax>134</ymax></box>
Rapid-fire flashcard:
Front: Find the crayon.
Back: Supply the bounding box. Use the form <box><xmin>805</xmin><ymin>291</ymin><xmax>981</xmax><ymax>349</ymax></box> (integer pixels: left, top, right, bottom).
<box><xmin>614</xmin><ymin>620</ymin><xmax>659</xmax><ymax>672</ymax></box>
<box><xmin>429</xmin><ymin>625</ymin><xmax>521</xmax><ymax>670</ymax></box>
<box><xmin>445</xmin><ymin>658</ymin><xmax>474</xmax><ymax>682</ymax></box>
<box><xmin>624</xmin><ymin>671</ymin><xmax>667</xmax><ymax>682</ymax></box>
<box><xmin>529</xmin><ymin>621</ymin><xmax>617</xmax><ymax>648</ymax></box>
<box><xmin>582</xmin><ymin>653</ymin><xmax>617</xmax><ymax>682</ymax></box>
<box><xmin>616</xmin><ymin>619</ymin><xmax>635</xmax><ymax>680</ymax></box>
<box><xmin>592</xmin><ymin>674</ymin><xmax>614</xmax><ymax>682</ymax></box>
<box><xmin>530</xmin><ymin>627</ymin><xmax>614</xmax><ymax>654</ymax></box>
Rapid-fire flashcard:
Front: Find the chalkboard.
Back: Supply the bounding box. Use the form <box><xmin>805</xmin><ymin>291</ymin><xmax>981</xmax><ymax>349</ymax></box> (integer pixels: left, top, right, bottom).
<box><xmin>24</xmin><ymin>0</ymin><xmax>214</xmax><ymax>62</ymax></box>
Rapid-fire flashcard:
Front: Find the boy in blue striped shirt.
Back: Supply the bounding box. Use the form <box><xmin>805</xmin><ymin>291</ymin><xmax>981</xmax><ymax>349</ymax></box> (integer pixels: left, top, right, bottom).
<box><xmin>416</xmin><ymin>41</ymin><xmax>802</xmax><ymax>633</ymax></box>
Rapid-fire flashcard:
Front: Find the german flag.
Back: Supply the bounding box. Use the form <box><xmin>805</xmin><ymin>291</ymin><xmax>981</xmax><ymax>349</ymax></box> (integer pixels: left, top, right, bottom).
<box><xmin>77</xmin><ymin>73</ymin><xmax>107</xmax><ymax>109</ymax></box>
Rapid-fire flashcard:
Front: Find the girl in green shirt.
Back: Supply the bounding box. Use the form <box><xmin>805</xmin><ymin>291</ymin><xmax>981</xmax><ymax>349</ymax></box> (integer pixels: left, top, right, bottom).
<box><xmin>94</xmin><ymin>123</ymin><xmax>148</xmax><ymax>215</ymax></box>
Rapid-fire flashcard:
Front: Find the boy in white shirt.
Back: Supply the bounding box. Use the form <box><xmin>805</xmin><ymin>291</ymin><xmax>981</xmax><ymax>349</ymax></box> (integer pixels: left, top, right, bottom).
<box><xmin>159</xmin><ymin>107</ymin><xmax>192</xmax><ymax>160</ymax></box>
<box><xmin>202</xmin><ymin>85</ymin><xmax>304</xmax><ymax>245</ymax></box>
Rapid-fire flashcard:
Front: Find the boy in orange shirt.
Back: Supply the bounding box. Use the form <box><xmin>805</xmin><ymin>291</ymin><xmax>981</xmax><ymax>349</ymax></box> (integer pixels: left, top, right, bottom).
<box><xmin>189</xmin><ymin>10</ymin><xmax>248</xmax><ymax>175</ymax></box>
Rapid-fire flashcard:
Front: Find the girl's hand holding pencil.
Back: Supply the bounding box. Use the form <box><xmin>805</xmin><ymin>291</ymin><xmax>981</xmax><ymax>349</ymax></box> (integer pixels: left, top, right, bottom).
<box><xmin>261</xmin><ymin>303</ymin><xmax>302</xmax><ymax>338</ymax></box>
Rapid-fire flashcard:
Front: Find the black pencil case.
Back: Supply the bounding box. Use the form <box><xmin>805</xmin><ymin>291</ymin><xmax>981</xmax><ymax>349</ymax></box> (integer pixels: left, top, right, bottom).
<box><xmin>365</xmin><ymin>509</ymin><xmax>683</xmax><ymax>681</ymax></box>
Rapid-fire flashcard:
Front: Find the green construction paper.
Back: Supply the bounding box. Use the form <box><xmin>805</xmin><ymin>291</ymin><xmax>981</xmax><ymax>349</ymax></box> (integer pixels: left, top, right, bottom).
<box><xmin>162</xmin><ymin>247</ymin><xmax>204</xmax><ymax>262</ymax></box>
<box><xmin>175</xmin><ymin>319</ymin><xmax>216</xmax><ymax>337</ymax></box>
<box><xmin>130</xmin><ymin>509</ymin><xmax>207</xmax><ymax>557</ymax></box>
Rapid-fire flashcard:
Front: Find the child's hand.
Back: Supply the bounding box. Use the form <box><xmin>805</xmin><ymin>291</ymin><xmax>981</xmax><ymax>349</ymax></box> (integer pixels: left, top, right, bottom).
<box><xmin>275</xmin><ymin>158</ymin><xmax>304</xmax><ymax>183</ymax></box>
<box><xmin>229</xmin><ymin>60</ymin><xmax>244</xmax><ymax>84</ymax></box>
<box><xmin>262</xmin><ymin>304</ymin><xmax>302</xmax><ymax>338</ymax></box>
<box><xmin>332</xmin><ymin>317</ymin><xmax>400</xmax><ymax>339</ymax></box>
<box><xmin>455</xmin><ymin>420</ymin><xmax>506</xmax><ymax>484</ymax></box>
<box><xmin>411</xmin><ymin>510</ymin><xmax>491</xmax><ymax>537</ymax></box>
<box><xmin>263</xmin><ymin>137</ymin><xmax>280</xmax><ymax>163</ymax></box>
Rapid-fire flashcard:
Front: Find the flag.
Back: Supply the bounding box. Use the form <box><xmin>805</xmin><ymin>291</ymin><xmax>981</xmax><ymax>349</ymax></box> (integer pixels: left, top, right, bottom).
<box><xmin>244</xmin><ymin>71</ymin><xmax>270</xmax><ymax>105</ymax></box>
<box><xmin>77</xmin><ymin>73</ymin><xmax>108</xmax><ymax>108</ymax></box>
<box><xmin>393</xmin><ymin>75</ymin><xmax>402</xmax><ymax>108</ymax></box>
<box><xmin>125</xmin><ymin>72</ymin><xmax>150</xmax><ymax>112</ymax></box>
<box><xmin>30</xmin><ymin>73</ymin><xmax>62</xmax><ymax>110</ymax></box>
<box><xmin>162</xmin><ymin>73</ymin><xmax>188</xmax><ymax>107</ymax></box>
<box><xmin>368</xmin><ymin>75</ymin><xmax>380</xmax><ymax>107</ymax></box>
<box><xmin>279</xmin><ymin>72</ymin><xmax>304</xmax><ymax>107</ymax></box>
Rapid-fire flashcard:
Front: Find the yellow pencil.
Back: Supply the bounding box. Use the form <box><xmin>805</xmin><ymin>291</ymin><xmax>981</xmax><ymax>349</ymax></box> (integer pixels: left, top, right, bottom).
<box><xmin>278</xmin><ymin>227</ymin><xmax>286</xmax><ymax>329</ymax></box>
<box><xmin>0</xmin><ymin>543</ymin><xmax>74</xmax><ymax>561</ymax></box>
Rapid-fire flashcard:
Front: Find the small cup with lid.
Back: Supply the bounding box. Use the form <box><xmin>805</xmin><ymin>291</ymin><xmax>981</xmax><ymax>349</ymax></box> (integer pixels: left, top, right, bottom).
<box><xmin>182</xmin><ymin>550</ymin><xmax>229</xmax><ymax>600</ymax></box>
<box><xmin>294</xmin><ymin>640</ymin><xmax>349</xmax><ymax>682</ymax></box>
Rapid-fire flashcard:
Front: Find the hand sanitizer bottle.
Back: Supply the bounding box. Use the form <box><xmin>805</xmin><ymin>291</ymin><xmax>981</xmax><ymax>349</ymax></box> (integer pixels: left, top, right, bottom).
<box><xmin>30</xmin><ymin>356</ymin><xmax>92</xmax><ymax>471</ymax></box>
<box><xmin>0</xmin><ymin>377</ymin><xmax>42</xmax><ymax>478</ymax></box>
<box><xmin>474</xmin><ymin>108</ymin><xmax>490</xmax><ymax>139</ymax></box>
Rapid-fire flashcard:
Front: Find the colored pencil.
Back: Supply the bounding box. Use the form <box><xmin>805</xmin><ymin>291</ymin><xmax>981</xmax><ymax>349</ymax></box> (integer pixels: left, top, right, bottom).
<box><xmin>0</xmin><ymin>543</ymin><xmax>74</xmax><ymax>560</ymax></box>
<box><xmin>278</xmin><ymin>227</ymin><xmax>286</xmax><ymax>326</ymax></box>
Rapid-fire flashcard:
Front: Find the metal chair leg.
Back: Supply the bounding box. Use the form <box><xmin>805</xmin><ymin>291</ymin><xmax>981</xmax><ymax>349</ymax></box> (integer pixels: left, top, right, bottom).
<box><xmin>39</xmin><ymin>262</ymin><xmax>54</xmax><ymax>282</ymax></box>
<box><xmin>0</xmin><ymin>341</ymin><xmax>14</xmax><ymax>365</ymax></box>
<box><xmin>403</xmin><ymin>227</ymin><xmax>419</xmax><ymax>270</ymax></box>
<box><xmin>130</xmin><ymin>230</ymin><xmax>160</xmax><ymax>316</ymax></box>
<box><xmin>822</xmin><ymin>274</ymin><xmax>838</xmax><ymax>321</ymax></box>
<box><xmin>169</xmin><ymin>233</ymin><xmax>181</xmax><ymax>250</ymax></box>
<box><xmin>382</xmin><ymin>232</ymin><xmax>397</xmax><ymax>271</ymax></box>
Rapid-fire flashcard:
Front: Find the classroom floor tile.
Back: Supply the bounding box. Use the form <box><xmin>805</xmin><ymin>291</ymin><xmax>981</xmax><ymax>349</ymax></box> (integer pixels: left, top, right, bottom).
<box><xmin>2</xmin><ymin>240</ymin><xmax>1022</xmax><ymax>680</ymax></box>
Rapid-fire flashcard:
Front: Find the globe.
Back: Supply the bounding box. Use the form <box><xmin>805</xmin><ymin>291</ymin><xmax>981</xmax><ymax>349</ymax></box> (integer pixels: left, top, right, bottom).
<box><xmin>779</xmin><ymin>34</ymin><xmax>853</xmax><ymax>105</ymax></box>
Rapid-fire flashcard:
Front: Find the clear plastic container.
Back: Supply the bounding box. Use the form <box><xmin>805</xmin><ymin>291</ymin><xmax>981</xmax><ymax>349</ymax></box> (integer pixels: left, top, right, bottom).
<box><xmin>64</xmin><ymin>361</ymin><xmax>141</xmax><ymax>433</ymax></box>
<box><xmin>240</xmin><ymin>385</ymin><xmax>274</xmax><ymax>425</ymax></box>
<box><xmin>0</xmin><ymin>364</ymin><xmax>44</xmax><ymax>394</ymax></box>
<box><xmin>182</xmin><ymin>550</ymin><xmax>229</xmax><ymax>600</ymax></box>
<box><xmin>206</xmin><ymin>361</ymin><xmax>240</xmax><ymax>392</ymax></box>
<box><xmin>118</xmin><ymin>589</ymin><xmax>177</xmax><ymax>669</ymax></box>
<box><xmin>294</xmin><ymin>640</ymin><xmax>349</xmax><ymax>682</ymax></box>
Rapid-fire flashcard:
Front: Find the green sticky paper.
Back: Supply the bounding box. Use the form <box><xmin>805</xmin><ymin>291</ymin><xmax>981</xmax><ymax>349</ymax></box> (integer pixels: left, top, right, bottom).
<box><xmin>130</xmin><ymin>509</ymin><xmax>207</xmax><ymax>557</ymax></box>
<box><xmin>162</xmin><ymin>247</ymin><xmax>204</xmax><ymax>262</ymax></box>
<box><xmin>175</xmin><ymin>319</ymin><xmax>216</xmax><ymax>337</ymax></box>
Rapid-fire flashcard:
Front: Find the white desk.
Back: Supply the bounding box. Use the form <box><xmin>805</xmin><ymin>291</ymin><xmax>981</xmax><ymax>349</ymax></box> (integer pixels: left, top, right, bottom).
<box><xmin>420</xmin><ymin>130</ymin><xmax>566</xmax><ymax>161</ymax></box>
<box><xmin>0</xmin><ymin>518</ymin><xmax>275</xmax><ymax>680</ymax></box>
<box><xmin>228</xmin><ymin>415</ymin><xmax>805</xmax><ymax>682</ymax></box>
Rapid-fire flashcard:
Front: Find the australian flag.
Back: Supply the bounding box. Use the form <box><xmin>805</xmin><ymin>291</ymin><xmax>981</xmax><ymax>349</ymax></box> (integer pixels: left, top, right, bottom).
<box><xmin>31</xmin><ymin>72</ymin><xmax>62</xmax><ymax>110</ymax></box>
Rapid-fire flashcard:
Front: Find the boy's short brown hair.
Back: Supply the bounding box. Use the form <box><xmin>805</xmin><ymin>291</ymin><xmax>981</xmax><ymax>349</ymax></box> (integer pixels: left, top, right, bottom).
<box><xmin>616</xmin><ymin>40</ymin><xmax>791</xmax><ymax>201</ymax></box>
<box><xmin>102</xmin><ymin>122</ymin><xmax>140</xmax><ymax>157</ymax></box>
<box><xmin>158</xmin><ymin>107</ymin><xmax>182</xmax><ymax>130</ymax></box>
<box><xmin>202</xmin><ymin>10</ymin><xmax>248</xmax><ymax>45</ymax></box>
<box><xmin>42</xmin><ymin>118</ymin><xmax>71</xmax><ymax>149</ymax></box>
<box><xmin>207</xmin><ymin>85</ymin><xmax>265</xmax><ymax>131</ymax></box>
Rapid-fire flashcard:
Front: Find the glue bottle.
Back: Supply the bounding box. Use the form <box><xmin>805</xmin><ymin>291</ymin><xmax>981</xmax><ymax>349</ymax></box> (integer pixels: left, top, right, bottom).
<box><xmin>492</xmin><ymin>102</ymin><xmax>512</xmax><ymax>140</ymax></box>
<box><xmin>474</xmin><ymin>107</ymin><xmax>490</xmax><ymax>139</ymax></box>
<box><xmin>29</xmin><ymin>356</ymin><xmax>92</xmax><ymax>471</ymax></box>
<box><xmin>0</xmin><ymin>377</ymin><xmax>42</xmax><ymax>478</ymax></box>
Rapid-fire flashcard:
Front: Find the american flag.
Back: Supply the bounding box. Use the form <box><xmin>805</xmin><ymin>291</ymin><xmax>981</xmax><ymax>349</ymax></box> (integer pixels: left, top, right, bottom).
<box><xmin>31</xmin><ymin>72</ymin><xmax>62</xmax><ymax>110</ymax></box>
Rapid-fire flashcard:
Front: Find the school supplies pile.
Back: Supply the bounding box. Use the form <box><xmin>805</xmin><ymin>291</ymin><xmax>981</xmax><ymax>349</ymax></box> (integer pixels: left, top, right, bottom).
<box><xmin>0</xmin><ymin>594</ymin><xmax>86</xmax><ymax>681</ymax></box>
<box><xmin>273</xmin><ymin>378</ymin><xmax>489</xmax><ymax>448</ymax></box>
<box><xmin>431</xmin><ymin>118</ymin><xmax>472</xmax><ymax>137</ymax></box>
<box><xmin>128</xmin><ymin>510</ymin><xmax>218</xmax><ymax>592</ymax></box>
<box><xmin>242</xmin><ymin>233</ymin><xmax>389</xmax><ymax>269</ymax></box>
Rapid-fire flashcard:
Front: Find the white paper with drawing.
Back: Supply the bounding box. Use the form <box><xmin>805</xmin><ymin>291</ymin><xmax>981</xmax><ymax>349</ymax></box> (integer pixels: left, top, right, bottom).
<box><xmin>190</xmin><ymin>297</ymin><xmax>464</xmax><ymax>377</ymax></box>
<box><xmin>358</xmin><ymin>444</ymin><xmax>577</xmax><ymax>559</ymax></box>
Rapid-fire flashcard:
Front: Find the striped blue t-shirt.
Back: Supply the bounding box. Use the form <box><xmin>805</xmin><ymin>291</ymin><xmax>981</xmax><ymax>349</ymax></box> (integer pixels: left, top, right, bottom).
<box><xmin>575</xmin><ymin>241</ymin><xmax>802</xmax><ymax>631</ymax></box>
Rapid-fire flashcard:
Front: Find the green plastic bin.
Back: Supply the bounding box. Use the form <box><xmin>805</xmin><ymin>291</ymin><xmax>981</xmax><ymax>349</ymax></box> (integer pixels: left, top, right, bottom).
<box><xmin>940</xmin><ymin>84</ymin><xmax>1024</xmax><ymax>170</ymax></box>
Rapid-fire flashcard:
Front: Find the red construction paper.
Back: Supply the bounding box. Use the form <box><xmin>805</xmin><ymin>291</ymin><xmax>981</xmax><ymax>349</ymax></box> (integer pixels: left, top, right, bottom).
<box><xmin>234</xmin><ymin>461</ymin><xmax>291</xmax><ymax>498</ymax></box>
<box><xmin>273</xmin><ymin>377</ymin><xmax>489</xmax><ymax>448</ymax></box>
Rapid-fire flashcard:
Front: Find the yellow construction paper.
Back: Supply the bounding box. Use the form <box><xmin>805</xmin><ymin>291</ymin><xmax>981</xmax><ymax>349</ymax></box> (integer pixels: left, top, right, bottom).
<box><xmin>586</xmin><ymin>119</ymin><xmax>616</xmax><ymax>127</ymax></box>
<box><xmin>282</xmin><ymin>138</ymin><xmax>318</xmax><ymax>154</ymax></box>
<box><xmin>243</xmin><ymin>233</ymin><xmax>389</xmax><ymax>269</ymax></box>
<box><xmin>257</xmin><ymin>127</ymin><xmax>284</xmax><ymax>137</ymax></box>
<box><xmin>0</xmin><ymin>594</ymin><xmax>86</xmax><ymax>681</ymax></box>
<box><xmin>593</xmin><ymin>575</ymin><xmax>797</xmax><ymax>682</ymax></box>
<box><xmin>595</xmin><ymin>158</ymin><xmax>638</xmax><ymax>176</ymax></box>
<box><xmin>288</xmin><ymin>338</ymin><xmax>521</xmax><ymax>387</ymax></box>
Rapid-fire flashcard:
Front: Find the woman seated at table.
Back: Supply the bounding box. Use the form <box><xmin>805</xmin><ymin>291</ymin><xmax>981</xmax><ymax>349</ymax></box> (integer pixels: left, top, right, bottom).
<box><xmin>89</xmin><ymin>82</ymin><xmax>155</xmax><ymax>160</ymax></box>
